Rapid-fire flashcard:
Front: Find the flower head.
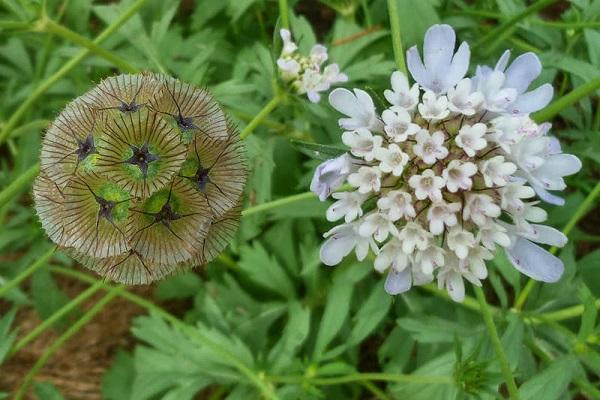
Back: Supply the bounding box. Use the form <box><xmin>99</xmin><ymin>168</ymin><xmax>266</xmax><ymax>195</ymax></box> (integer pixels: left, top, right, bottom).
<box><xmin>277</xmin><ymin>29</ymin><xmax>347</xmax><ymax>103</ymax></box>
<box><xmin>311</xmin><ymin>24</ymin><xmax>581</xmax><ymax>302</ymax></box>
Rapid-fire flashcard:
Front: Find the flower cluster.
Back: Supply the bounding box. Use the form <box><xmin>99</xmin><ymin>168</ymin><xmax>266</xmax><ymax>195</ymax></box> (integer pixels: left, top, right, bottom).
<box><xmin>311</xmin><ymin>25</ymin><xmax>581</xmax><ymax>301</ymax></box>
<box><xmin>277</xmin><ymin>29</ymin><xmax>348</xmax><ymax>103</ymax></box>
<box><xmin>34</xmin><ymin>73</ymin><xmax>246</xmax><ymax>284</ymax></box>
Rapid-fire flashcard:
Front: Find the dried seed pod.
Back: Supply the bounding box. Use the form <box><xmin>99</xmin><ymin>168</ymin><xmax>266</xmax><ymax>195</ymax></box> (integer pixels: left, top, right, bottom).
<box><xmin>34</xmin><ymin>73</ymin><xmax>247</xmax><ymax>284</ymax></box>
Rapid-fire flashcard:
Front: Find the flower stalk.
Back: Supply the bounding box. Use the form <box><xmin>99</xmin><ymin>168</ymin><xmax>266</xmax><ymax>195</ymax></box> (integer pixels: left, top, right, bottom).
<box><xmin>386</xmin><ymin>0</ymin><xmax>407</xmax><ymax>75</ymax></box>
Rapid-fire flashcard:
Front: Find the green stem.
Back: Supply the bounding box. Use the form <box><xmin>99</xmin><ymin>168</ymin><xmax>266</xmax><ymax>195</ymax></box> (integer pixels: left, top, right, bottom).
<box><xmin>474</xmin><ymin>286</ymin><xmax>520</xmax><ymax>400</ymax></box>
<box><xmin>419</xmin><ymin>284</ymin><xmax>490</xmax><ymax>314</ymax></box>
<box><xmin>278</xmin><ymin>0</ymin><xmax>289</xmax><ymax>29</ymax></box>
<box><xmin>0</xmin><ymin>20</ymin><xmax>32</xmax><ymax>30</ymax></box>
<box><xmin>386</xmin><ymin>0</ymin><xmax>407</xmax><ymax>75</ymax></box>
<box><xmin>9</xmin><ymin>281</ymin><xmax>104</xmax><ymax>356</ymax></box>
<box><xmin>14</xmin><ymin>287</ymin><xmax>122</xmax><ymax>400</ymax></box>
<box><xmin>40</xmin><ymin>18</ymin><xmax>138</xmax><ymax>73</ymax></box>
<box><xmin>533</xmin><ymin>76</ymin><xmax>600</xmax><ymax>122</ymax></box>
<box><xmin>0</xmin><ymin>0</ymin><xmax>148</xmax><ymax>146</ymax></box>
<box><xmin>241</xmin><ymin>190</ymin><xmax>315</xmax><ymax>217</ymax></box>
<box><xmin>0</xmin><ymin>163</ymin><xmax>40</xmax><ymax>209</ymax></box>
<box><xmin>473</xmin><ymin>0</ymin><xmax>560</xmax><ymax>55</ymax></box>
<box><xmin>48</xmin><ymin>267</ymin><xmax>279</xmax><ymax>400</ymax></box>
<box><xmin>0</xmin><ymin>247</ymin><xmax>54</xmax><ymax>298</ymax></box>
<box><xmin>514</xmin><ymin>182</ymin><xmax>600</xmax><ymax>310</ymax></box>
<box><xmin>239</xmin><ymin>95</ymin><xmax>282</xmax><ymax>140</ymax></box>
<box><xmin>269</xmin><ymin>372</ymin><xmax>453</xmax><ymax>386</ymax></box>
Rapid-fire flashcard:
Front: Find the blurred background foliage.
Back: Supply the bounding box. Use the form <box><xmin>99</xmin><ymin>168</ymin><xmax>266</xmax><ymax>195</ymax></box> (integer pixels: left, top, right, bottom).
<box><xmin>0</xmin><ymin>0</ymin><xmax>600</xmax><ymax>399</ymax></box>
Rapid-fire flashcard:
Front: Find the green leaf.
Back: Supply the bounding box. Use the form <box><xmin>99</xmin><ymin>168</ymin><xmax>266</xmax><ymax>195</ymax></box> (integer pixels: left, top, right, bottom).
<box><xmin>268</xmin><ymin>301</ymin><xmax>310</xmax><ymax>372</ymax></box>
<box><xmin>32</xmin><ymin>381</ymin><xmax>66</xmax><ymax>400</ymax></box>
<box><xmin>102</xmin><ymin>350</ymin><xmax>135</xmax><ymax>400</ymax></box>
<box><xmin>500</xmin><ymin>314</ymin><xmax>524</xmax><ymax>370</ymax></box>
<box><xmin>238</xmin><ymin>242</ymin><xmax>296</xmax><ymax>298</ymax></box>
<box><xmin>396</xmin><ymin>0</ymin><xmax>440</xmax><ymax>48</ymax></box>
<box><xmin>155</xmin><ymin>272</ymin><xmax>203</xmax><ymax>301</ymax></box>
<box><xmin>519</xmin><ymin>356</ymin><xmax>578</xmax><ymax>400</ymax></box>
<box><xmin>290</xmin><ymin>140</ymin><xmax>346</xmax><ymax>160</ymax></box>
<box><xmin>313</xmin><ymin>273</ymin><xmax>354</xmax><ymax>359</ymax></box>
<box><xmin>0</xmin><ymin>307</ymin><xmax>17</xmax><ymax>364</ymax></box>
<box><xmin>348</xmin><ymin>286</ymin><xmax>391</xmax><ymax>346</ymax></box>
<box><xmin>31</xmin><ymin>269</ymin><xmax>71</xmax><ymax>329</ymax></box>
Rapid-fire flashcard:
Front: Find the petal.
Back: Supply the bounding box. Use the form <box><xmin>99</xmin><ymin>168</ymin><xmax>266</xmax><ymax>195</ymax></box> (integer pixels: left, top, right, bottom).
<box><xmin>354</xmin><ymin>88</ymin><xmax>376</xmax><ymax>113</ymax></box>
<box><xmin>423</xmin><ymin>24</ymin><xmax>456</xmax><ymax>75</ymax></box>
<box><xmin>504</xmin><ymin>52</ymin><xmax>542</xmax><ymax>94</ymax></box>
<box><xmin>494</xmin><ymin>49</ymin><xmax>511</xmax><ymax>72</ymax></box>
<box><xmin>538</xmin><ymin>154</ymin><xmax>582</xmax><ymax>177</ymax></box>
<box><xmin>391</xmin><ymin>70</ymin><xmax>409</xmax><ymax>92</ymax></box>
<box><xmin>445</xmin><ymin>42</ymin><xmax>471</xmax><ymax>89</ymax></box>
<box><xmin>506</xmin><ymin>238</ymin><xmax>564</xmax><ymax>282</ymax></box>
<box><xmin>384</xmin><ymin>267</ymin><xmax>412</xmax><ymax>295</ymax></box>
<box><xmin>509</xmin><ymin>84</ymin><xmax>553</xmax><ymax>114</ymax></box>
<box><xmin>320</xmin><ymin>234</ymin><xmax>356</xmax><ymax>266</ymax></box>
<box><xmin>329</xmin><ymin>88</ymin><xmax>362</xmax><ymax>118</ymax></box>
<box><xmin>446</xmin><ymin>272</ymin><xmax>465</xmax><ymax>302</ymax></box>
<box><xmin>531</xmin><ymin>183</ymin><xmax>565</xmax><ymax>206</ymax></box>
<box><xmin>406</xmin><ymin>46</ymin><xmax>431</xmax><ymax>89</ymax></box>
<box><xmin>527</xmin><ymin>224</ymin><xmax>567</xmax><ymax>247</ymax></box>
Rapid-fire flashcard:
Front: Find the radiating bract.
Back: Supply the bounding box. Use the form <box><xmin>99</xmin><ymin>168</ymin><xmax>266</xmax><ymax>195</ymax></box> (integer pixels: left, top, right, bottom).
<box><xmin>34</xmin><ymin>73</ymin><xmax>246</xmax><ymax>284</ymax></box>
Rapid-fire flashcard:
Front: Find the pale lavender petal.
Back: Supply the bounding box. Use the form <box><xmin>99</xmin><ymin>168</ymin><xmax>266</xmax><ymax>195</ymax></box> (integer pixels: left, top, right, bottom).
<box><xmin>528</xmin><ymin>224</ymin><xmax>567</xmax><ymax>247</ymax></box>
<box><xmin>329</xmin><ymin>88</ymin><xmax>363</xmax><ymax>118</ymax></box>
<box><xmin>445</xmin><ymin>41</ymin><xmax>470</xmax><ymax>89</ymax></box>
<box><xmin>504</xmin><ymin>52</ymin><xmax>542</xmax><ymax>94</ymax></box>
<box><xmin>531</xmin><ymin>182</ymin><xmax>565</xmax><ymax>206</ymax></box>
<box><xmin>423</xmin><ymin>24</ymin><xmax>456</xmax><ymax>74</ymax></box>
<box><xmin>506</xmin><ymin>237</ymin><xmax>564</xmax><ymax>282</ymax></box>
<box><xmin>320</xmin><ymin>234</ymin><xmax>355</xmax><ymax>266</ymax></box>
<box><xmin>384</xmin><ymin>267</ymin><xmax>412</xmax><ymax>295</ymax></box>
<box><xmin>406</xmin><ymin>46</ymin><xmax>431</xmax><ymax>89</ymax></box>
<box><xmin>494</xmin><ymin>50</ymin><xmax>511</xmax><ymax>72</ymax></box>
<box><xmin>508</xmin><ymin>84</ymin><xmax>553</xmax><ymax>114</ymax></box>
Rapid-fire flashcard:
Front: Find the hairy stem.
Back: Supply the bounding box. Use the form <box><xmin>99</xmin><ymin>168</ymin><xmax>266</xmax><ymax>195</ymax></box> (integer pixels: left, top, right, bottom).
<box><xmin>386</xmin><ymin>0</ymin><xmax>407</xmax><ymax>75</ymax></box>
<box><xmin>278</xmin><ymin>0</ymin><xmax>289</xmax><ymax>29</ymax></box>
<box><xmin>239</xmin><ymin>95</ymin><xmax>283</xmax><ymax>140</ymax></box>
<box><xmin>269</xmin><ymin>372</ymin><xmax>454</xmax><ymax>385</ymax></box>
<box><xmin>0</xmin><ymin>246</ymin><xmax>54</xmax><ymax>297</ymax></box>
<box><xmin>533</xmin><ymin>76</ymin><xmax>600</xmax><ymax>122</ymax></box>
<box><xmin>474</xmin><ymin>286</ymin><xmax>520</xmax><ymax>400</ymax></box>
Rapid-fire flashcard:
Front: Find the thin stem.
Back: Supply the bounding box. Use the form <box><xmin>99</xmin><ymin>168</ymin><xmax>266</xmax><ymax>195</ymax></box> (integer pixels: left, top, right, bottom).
<box><xmin>239</xmin><ymin>95</ymin><xmax>282</xmax><ymax>140</ymax></box>
<box><xmin>278</xmin><ymin>0</ymin><xmax>289</xmax><ymax>29</ymax></box>
<box><xmin>0</xmin><ymin>163</ymin><xmax>40</xmax><ymax>209</ymax></box>
<box><xmin>533</xmin><ymin>76</ymin><xmax>600</xmax><ymax>122</ymax></box>
<box><xmin>473</xmin><ymin>0</ymin><xmax>560</xmax><ymax>55</ymax></box>
<box><xmin>40</xmin><ymin>18</ymin><xmax>138</xmax><ymax>73</ymax></box>
<box><xmin>48</xmin><ymin>266</ymin><xmax>279</xmax><ymax>400</ymax></box>
<box><xmin>9</xmin><ymin>281</ymin><xmax>104</xmax><ymax>356</ymax></box>
<box><xmin>386</xmin><ymin>0</ymin><xmax>407</xmax><ymax>75</ymax></box>
<box><xmin>0</xmin><ymin>246</ymin><xmax>54</xmax><ymax>297</ymax></box>
<box><xmin>474</xmin><ymin>287</ymin><xmax>520</xmax><ymax>400</ymax></box>
<box><xmin>14</xmin><ymin>287</ymin><xmax>122</xmax><ymax>400</ymax></box>
<box><xmin>241</xmin><ymin>190</ymin><xmax>315</xmax><ymax>217</ymax></box>
<box><xmin>0</xmin><ymin>0</ymin><xmax>148</xmax><ymax>145</ymax></box>
<box><xmin>419</xmin><ymin>283</ymin><xmax>492</xmax><ymax>314</ymax></box>
<box><xmin>514</xmin><ymin>181</ymin><xmax>600</xmax><ymax>310</ymax></box>
<box><xmin>269</xmin><ymin>372</ymin><xmax>453</xmax><ymax>386</ymax></box>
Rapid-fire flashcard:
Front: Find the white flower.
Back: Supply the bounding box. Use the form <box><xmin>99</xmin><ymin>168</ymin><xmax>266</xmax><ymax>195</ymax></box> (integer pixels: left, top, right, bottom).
<box><xmin>309</xmin><ymin>44</ymin><xmax>328</xmax><ymax>66</ymax></box>
<box><xmin>413</xmin><ymin>129</ymin><xmax>448</xmax><ymax>164</ymax></box>
<box><xmin>473</xmin><ymin>68</ymin><xmax>518</xmax><ymax>113</ymax></box>
<box><xmin>397</xmin><ymin>222</ymin><xmax>432</xmax><ymax>253</ymax></box>
<box><xmin>477</xmin><ymin>221</ymin><xmax>511</xmax><ymax>250</ymax></box>
<box><xmin>280</xmin><ymin>29</ymin><xmax>298</xmax><ymax>55</ymax></box>
<box><xmin>414</xmin><ymin>243</ymin><xmax>445</xmax><ymax>274</ymax></box>
<box><xmin>499</xmin><ymin>181</ymin><xmax>535</xmax><ymax>213</ymax></box>
<box><xmin>348</xmin><ymin>166</ymin><xmax>382</xmax><ymax>193</ymax></box>
<box><xmin>418</xmin><ymin>91</ymin><xmax>450</xmax><ymax>120</ymax></box>
<box><xmin>510</xmin><ymin>202</ymin><xmax>548</xmax><ymax>235</ymax></box>
<box><xmin>464</xmin><ymin>193</ymin><xmax>501</xmax><ymax>226</ymax></box>
<box><xmin>298</xmin><ymin>69</ymin><xmax>329</xmax><ymax>103</ymax></box>
<box><xmin>323</xmin><ymin>64</ymin><xmax>348</xmax><ymax>85</ymax></box>
<box><xmin>358</xmin><ymin>212</ymin><xmax>399</xmax><ymax>242</ymax></box>
<box><xmin>326</xmin><ymin>191</ymin><xmax>368</xmax><ymax>222</ymax></box>
<box><xmin>320</xmin><ymin>223</ymin><xmax>378</xmax><ymax>266</ymax></box>
<box><xmin>447</xmin><ymin>78</ymin><xmax>484</xmax><ymax>115</ymax></box>
<box><xmin>377</xmin><ymin>190</ymin><xmax>415</xmax><ymax>221</ymax></box>
<box><xmin>384</xmin><ymin>266</ymin><xmax>414</xmax><ymax>295</ymax></box>
<box><xmin>406</xmin><ymin>24</ymin><xmax>470</xmax><ymax>94</ymax></box>
<box><xmin>373</xmin><ymin>143</ymin><xmax>409</xmax><ymax>176</ymax></box>
<box><xmin>341</xmin><ymin>128</ymin><xmax>383</xmax><ymax>161</ymax></box>
<box><xmin>437</xmin><ymin>266</ymin><xmax>466</xmax><ymax>302</ymax></box>
<box><xmin>310</xmin><ymin>153</ymin><xmax>355</xmax><ymax>201</ymax></box>
<box><xmin>277</xmin><ymin>58</ymin><xmax>300</xmax><ymax>81</ymax></box>
<box><xmin>455</xmin><ymin>123</ymin><xmax>487</xmax><ymax>156</ymax></box>
<box><xmin>442</xmin><ymin>160</ymin><xmax>477</xmax><ymax>192</ymax></box>
<box><xmin>447</xmin><ymin>227</ymin><xmax>476</xmax><ymax>259</ymax></box>
<box><xmin>426</xmin><ymin>200</ymin><xmax>461</xmax><ymax>234</ymax></box>
<box><xmin>408</xmin><ymin>169</ymin><xmax>445</xmax><ymax>201</ymax></box>
<box><xmin>479</xmin><ymin>156</ymin><xmax>516</xmax><ymax>187</ymax></box>
<box><xmin>464</xmin><ymin>246</ymin><xmax>492</xmax><ymax>280</ymax></box>
<box><xmin>382</xmin><ymin>107</ymin><xmax>420</xmax><ymax>142</ymax></box>
<box><xmin>374</xmin><ymin>238</ymin><xmax>410</xmax><ymax>272</ymax></box>
<box><xmin>384</xmin><ymin>71</ymin><xmax>420</xmax><ymax>110</ymax></box>
<box><xmin>489</xmin><ymin>116</ymin><xmax>524</xmax><ymax>151</ymax></box>
<box><xmin>329</xmin><ymin>88</ymin><xmax>383</xmax><ymax>132</ymax></box>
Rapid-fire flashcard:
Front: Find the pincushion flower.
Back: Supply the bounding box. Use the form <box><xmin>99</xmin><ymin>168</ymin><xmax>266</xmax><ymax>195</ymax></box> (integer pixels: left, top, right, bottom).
<box><xmin>310</xmin><ymin>24</ymin><xmax>581</xmax><ymax>302</ymax></box>
<box><xmin>277</xmin><ymin>29</ymin><xmax>347</xmax><ymax>103</ymax></box>
<box><xmin>34</xmin><ymin>73</ymin><xmax>246</xmax><ymax>284</ymax></box>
